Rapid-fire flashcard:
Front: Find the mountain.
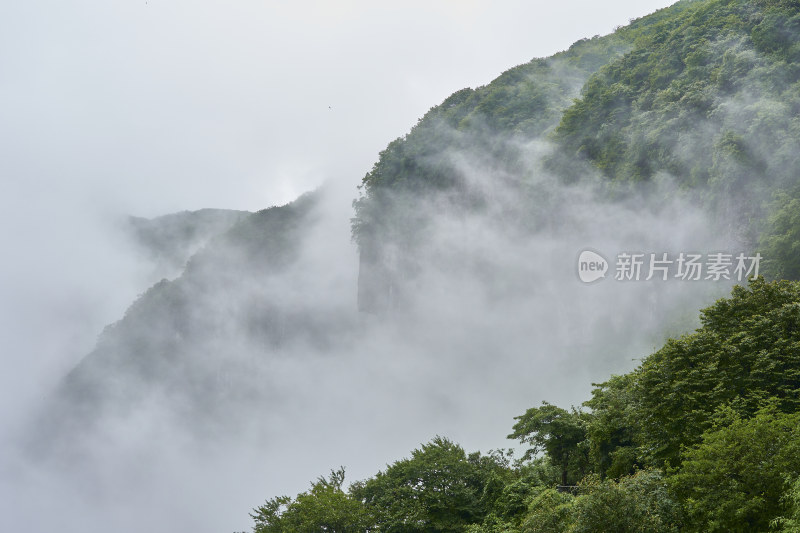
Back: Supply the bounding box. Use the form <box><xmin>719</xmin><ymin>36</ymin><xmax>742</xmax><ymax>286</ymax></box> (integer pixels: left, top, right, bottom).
<box><xmin>354</xmin><ymin>0</ymin><xmax>800</xmax><ymax>312</ymax></box>
<box><xmin>26</xmin><ymin>1</ymin><xmax>800</xmax><ymax>530</ymax></box>
<box><xmin>127</xmin><ymin>208</ymin><xmax>250</xmax><ymax>280</ymax></box>
<box><xmin>37</xmin><ymin>0</ymin><xmax>800</xmax><ymax>439</ymax></box>
<box><xmin>40</xmin><ymin>0</ymin><xmax>800</xmax><ymax>442</ymax></box>
<box><xmin>38</xmin><ymin>191</ymin><xmax>363</xmax><ymax>445</ymax></box>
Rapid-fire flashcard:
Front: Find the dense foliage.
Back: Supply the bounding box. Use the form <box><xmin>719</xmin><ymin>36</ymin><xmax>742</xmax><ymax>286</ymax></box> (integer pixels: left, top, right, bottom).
<box><xmin>352</xmin><ymin>0</ymin><xmax>800</xmax><ymax>284</ymax></box>
<box><xmin>247</xmin><ymin>278</ymin><xmax>800</xmax><ymax>531</ymax></box>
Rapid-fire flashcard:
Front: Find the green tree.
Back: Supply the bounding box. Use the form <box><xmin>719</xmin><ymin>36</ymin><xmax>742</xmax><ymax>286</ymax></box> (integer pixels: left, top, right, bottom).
<box><xmin>772</xmin><ymin>476</ymin><xmax>800</xmax><ymax>532</ymax></box>
<box><xmin>570</xmin><ymin>470</ymin><xmax>680</xmax><ymax>533</ymax></box>
<box><xmin>465</xmin><ymin>515</ymin><xmax>520</xmax><ymax>533</ymax></box>
<box><xmin>508</xmin><ymin>402</ymin><xmax>590</xmax><ymax>486</ymax></box>
<box><xmin>582</xmin><ymin>373</ymin><xmax>641</xmax><ymax>478</ymax></box>
<box><xmin>351</xmin><ymin>437</ymin><xmax>511</xmax><ymax>532</ymax></box>
<box><xmin>634</xmin><ymin>278</ymin><xmax>800</xmax><ymax>467</ymax></box>
<box><xmin>251</xmin><ymin>467</ymin><xmax>374</xmax><ymax>533</ymax></box>
<box><xmin>669</xmin><ymin>405</ymin><xmax>800</xmax><ymax>532</ymax></box>
<box><xmin>520</xmin><ymin>488</ymin><xmax>575</xmax><ymax>533</ymax></box>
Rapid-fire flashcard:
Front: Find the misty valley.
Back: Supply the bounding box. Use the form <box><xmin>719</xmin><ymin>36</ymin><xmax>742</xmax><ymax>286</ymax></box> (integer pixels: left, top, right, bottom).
<box><xmin>6</xmin><ymin>0</ymin><xmax>800</xmax><ymax>532</ymax></box>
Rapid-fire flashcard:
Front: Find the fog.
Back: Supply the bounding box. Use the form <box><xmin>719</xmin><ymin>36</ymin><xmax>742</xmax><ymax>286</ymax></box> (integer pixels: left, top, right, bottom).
<box><xmin>0</xmin><ymin>143</ymin><xmax>739</xmax><ymax>533</ymax></box>
<box><xmin>0</xmin><ymin>1</ymin><xmax>745</xmax><ymax>532</ymax></box>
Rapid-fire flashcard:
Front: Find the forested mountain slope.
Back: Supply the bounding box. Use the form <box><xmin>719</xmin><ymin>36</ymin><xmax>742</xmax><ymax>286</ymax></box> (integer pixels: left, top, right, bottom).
<box><xmin>40</xmin><ymin>192</ymin><xmax>357</xmax><ymax>443</ymax></box>
<box><xmin>353</xmin><ymin>0</ymin><xmax>800</xmax><ymax>312</ymax></box>
<box><xmin>35</xmin><ymin>2</ymin><xmax>800</xmax><ymax>531</ymax></box>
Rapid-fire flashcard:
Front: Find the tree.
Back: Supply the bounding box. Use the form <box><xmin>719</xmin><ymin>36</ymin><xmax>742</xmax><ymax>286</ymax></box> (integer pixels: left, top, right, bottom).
<box><xmin>634</xmin><ymin>278</ymin><xmax>800</xmax><ymax>467</ymax></box>
<box><xmin>251</xmin><ymin>467</ymin><xmax>374</xmax><ymax>533</ymax></box>
<box><xmin>570</xmin><ymin>470</ymin><xmax>680</xmax><ymax>533</ymax></box>
<box><xmin>668</xmin><ymin>405</ymin><xmax>800</xmax><ymax>532</ymax></box>
<box><xmin>520</xmin><ymin>488</ymin><xmax>575</xmax><ymax>533</ymax></box>
<box><xmin>772</xmin><ymin>476</ymin><xmax>800</xmax><ymax>533</ymax></box>
<box><xmin>508</xmin><ymin>402</ymin><xmax>590</xmax><ymax>486</ymax></box>
<box><xmin>582</xmin><ymin>373</ymin><xmax>641</xmax><ymax>478</ymax></box>
<box><xmin>351</xmin><ymin>437</ymin><xmax>511</xmax><ymax>532</ymax></box>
